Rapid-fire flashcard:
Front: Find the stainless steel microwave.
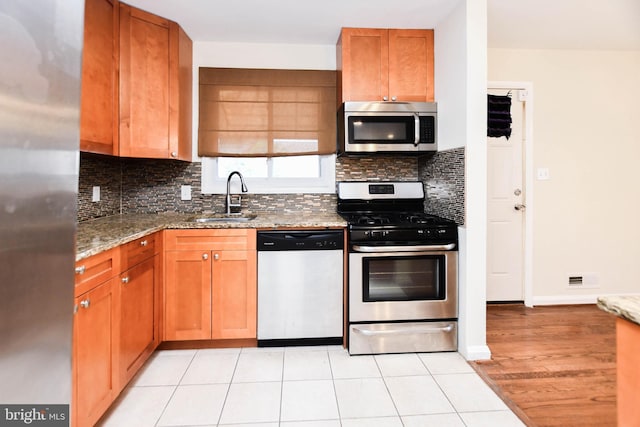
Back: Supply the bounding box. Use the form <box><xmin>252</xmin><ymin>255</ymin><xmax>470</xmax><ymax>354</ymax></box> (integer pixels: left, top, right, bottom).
<box><xmin>338</xmin><ymin>101</ymin><xmax>437</xmax><ymax>154</ymax></box>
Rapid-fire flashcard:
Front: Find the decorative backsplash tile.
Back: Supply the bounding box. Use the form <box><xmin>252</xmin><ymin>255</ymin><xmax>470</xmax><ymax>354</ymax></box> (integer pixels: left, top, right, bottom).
<box><xmin>78</xmin><ymin>153</ymin><xmax>121</xmax><ymax>221</ymax></box>
<box><xmin>78</xmin><ymin>151</ymin><xmax>465</xmax><ymax>223</ymax></box>
<box><xmin>419</xmin><ymin>147</ymin><xmax>465</xmax><ymax>225</ymax></box>
<box><xmin>336</xmin><ymin>155</ymin><xmax>418</xmax><ymax>182</ymax></box>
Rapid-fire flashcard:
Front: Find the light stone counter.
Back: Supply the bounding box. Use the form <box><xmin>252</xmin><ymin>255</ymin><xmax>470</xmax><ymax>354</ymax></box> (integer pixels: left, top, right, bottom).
<box><xmin>597</xmin><ymin>295</ymin><xmax>640</xmax><ymax>326</ymax></box>
<box><xmin>76</xmin><ymin>212</ymin><xmax>347</xmax><ymax>261</ymax></box>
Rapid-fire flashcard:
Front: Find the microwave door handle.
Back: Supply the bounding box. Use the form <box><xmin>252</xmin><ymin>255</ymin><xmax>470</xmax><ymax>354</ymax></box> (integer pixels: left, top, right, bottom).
<box><xmin>414</xmin><ymin>114</ymin><xmax>420</xmax><ymax>146</ymax></box>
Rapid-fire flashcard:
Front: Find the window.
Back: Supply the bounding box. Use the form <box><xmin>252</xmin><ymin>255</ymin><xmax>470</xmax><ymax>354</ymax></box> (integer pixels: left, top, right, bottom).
<box><xmin>201</xmin><ymin>154</ymin><xmax>336</xmax><ymax>194</ymax></box>
<box><xmin>198</xmin><ymin>68</ymin><xmax>336</xmax><ymax>157</ymax></box>
<box><xmin>198</xmin><ymin>68</ymin><xmax>337</xmax><ymax>194</ymax></box>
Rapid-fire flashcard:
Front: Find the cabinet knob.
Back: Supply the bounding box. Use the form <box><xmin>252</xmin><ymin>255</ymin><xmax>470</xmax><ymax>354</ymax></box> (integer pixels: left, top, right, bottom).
<box><xmin>121</xmin><ymin>276</ymin><xmax>130</xmax><ymax>284</ymax></box>
<box><xmin>383</xmin><ymin>96</ymin><xmax>388</xmax><ymax>101</ymax></box>
<box><xmin>391</xmin><ymin>96</ymin><xmax>397</xmax><ymax>102</ymax></box>
<box><xmin>75</xmin><ymin>265</ymin><xmax>86</xmax><ymax>275</ymax></box>
<box><xmin>80</xmin><ymin>299</ymin><xmax>90</xmax><ymax>309</ymax></box>
<box><xmin>171</xmin><ymin>151</ymin><xmax>178</xmax><ymax>158</ymax></box>
<box><xmin>140</xmin><ymin>240</ymin><xmax>148</xmax><ymax>246</ymax></box>
<box><xmin>202</xmin><ymin>253</ymin><xmax>209</xmax><ymax>260</ymax></box>
<box><xmin>214</xmin><ymin>253</ymin><xmax>220</xmax><ymax>260</ymax></box>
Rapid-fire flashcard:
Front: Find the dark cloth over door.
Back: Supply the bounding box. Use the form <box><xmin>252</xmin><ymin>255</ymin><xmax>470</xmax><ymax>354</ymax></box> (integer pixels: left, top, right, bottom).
<box><xmin>487</xmin><ymin>94</ymin><xmax>512</xmax><ymax>139</ymax></box>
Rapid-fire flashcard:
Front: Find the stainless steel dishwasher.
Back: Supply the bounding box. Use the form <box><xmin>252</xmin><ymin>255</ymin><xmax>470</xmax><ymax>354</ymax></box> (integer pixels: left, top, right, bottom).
<box><xmin>257</xmin><ymin>230</ymin><xmax>344</xmax><ymax>346</ymax></box>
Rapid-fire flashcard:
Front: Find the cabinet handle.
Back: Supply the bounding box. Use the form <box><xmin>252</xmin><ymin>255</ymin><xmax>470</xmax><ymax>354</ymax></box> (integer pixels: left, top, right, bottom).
<box><xmin>121</xmin><ymin>276</ymin><xmax>129</xmax><ymax>284</ymax></box>
<box><xmin>80</xmin><ymin>299</ymin><xmax>90</xmax><ymax>309</ymax></box>
<box><xmin>171</xmin><ymin>151</ymin><xmax>177</xmax><ymax>157</ymax></box>
<box><xmin>202</xmin><ymin>253</ymin><xmax>208</xmax><ymax>260</ymax></box>
<box><xmin>140</xmin><ymin>240</ymin><xmax>148</xmax><ymax>247</ymax></box>
<box><xmin>214</xmin><ymin>253</ymin><xmax>219</xmax><ymax>260</ymax></box>
<box><xmin>75</xmin><ymin>265</ymin><xmax>86</xmax><ymax>275</ymax></box>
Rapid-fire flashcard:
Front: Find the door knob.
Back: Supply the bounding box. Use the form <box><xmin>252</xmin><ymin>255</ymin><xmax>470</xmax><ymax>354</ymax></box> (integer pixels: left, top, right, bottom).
<box><xmin>514</xmin><ymin>204</ymin><xmax>526</xmax><ymax>211</ymax></box>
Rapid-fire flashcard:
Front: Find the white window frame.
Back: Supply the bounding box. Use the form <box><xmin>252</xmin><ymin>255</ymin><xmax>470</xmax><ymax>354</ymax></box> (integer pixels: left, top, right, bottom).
<box><xmin>201</xmin><ymin>154</ymin><xmax>336</xmax><ymax>194</ymax></box>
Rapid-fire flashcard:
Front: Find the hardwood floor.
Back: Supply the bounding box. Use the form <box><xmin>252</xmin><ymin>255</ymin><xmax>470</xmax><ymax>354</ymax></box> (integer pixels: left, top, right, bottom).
<box><xmin>470</xmin><ymin>304</ymin><xmax>617</xmax><ymax>427</ymax></box>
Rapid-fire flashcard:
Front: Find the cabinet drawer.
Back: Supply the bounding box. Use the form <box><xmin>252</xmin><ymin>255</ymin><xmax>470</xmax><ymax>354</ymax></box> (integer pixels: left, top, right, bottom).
<box><xmin>121</xmin><ymin>233</ymin><xmax>157</xmax><ymax>270</ymax></box>
<box><xmin>75</xmin><ymin>248</ymin><xmax>120</xmax><ymax>296</ymax></box>
<box><xmin>164</xmin><ymin>229</ymin><xmax>256</xmax><ymax>251</ymax></box>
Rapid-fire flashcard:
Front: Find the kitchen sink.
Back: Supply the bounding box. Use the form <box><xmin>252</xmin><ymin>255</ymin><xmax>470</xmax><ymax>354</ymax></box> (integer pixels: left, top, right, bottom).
<box><xmin>191</xmin><ymin>213</ymin><xmax>257</xmax><ymax>223</ymax></box>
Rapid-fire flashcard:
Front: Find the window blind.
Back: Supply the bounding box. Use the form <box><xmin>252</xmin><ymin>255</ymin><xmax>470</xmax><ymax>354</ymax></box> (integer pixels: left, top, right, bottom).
<box><xmin>198</xmin><ymin>68</ymin><xmax>337</xmax><ymax>157</ymax></box>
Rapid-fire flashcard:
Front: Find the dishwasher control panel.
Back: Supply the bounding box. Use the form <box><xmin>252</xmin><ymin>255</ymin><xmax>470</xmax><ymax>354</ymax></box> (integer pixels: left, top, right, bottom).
<box><xmin>257</xmin><ymin>230</ymin><xmax>344</xmax><ymax>251</ymax></box>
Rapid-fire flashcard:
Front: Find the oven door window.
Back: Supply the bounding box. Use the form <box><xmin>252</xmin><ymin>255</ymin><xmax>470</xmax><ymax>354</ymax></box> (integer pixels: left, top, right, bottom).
<box><xmin>348</xmin><ymin>115</ymin><xmax>415</xmax><ymax>144</ymax></box>
<box><xmin>363</xmin><ymin>255</ymin><xmax>445</xmax><ymax>302</ymax></box>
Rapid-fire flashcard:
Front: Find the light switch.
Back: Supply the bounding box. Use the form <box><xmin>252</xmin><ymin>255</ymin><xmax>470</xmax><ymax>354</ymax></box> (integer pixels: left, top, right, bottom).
<box><xmin>536</xmin><ymin>168</ymin><xmax>550</xmax><ymax>181</ymax></box>
<box><xmin>181</xmin><ymin>185</ymin><xmax>192</xmax><ymax>201</ymax></box>
<box><xmin>92</xmin><ymin>186</ymin><xmax>100</xmax><ymax>202</ymax></box>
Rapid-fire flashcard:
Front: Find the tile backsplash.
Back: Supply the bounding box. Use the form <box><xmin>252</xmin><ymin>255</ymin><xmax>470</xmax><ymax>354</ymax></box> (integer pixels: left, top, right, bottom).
<box><xmin>419</xmin><ymin>147</ymin><xmax>465</xmax><ymax>225</ymax></box>
<box><xmin>78</xmin><ymin>150</ymin><xmax>465</xmax><ymax>225</ymax></box>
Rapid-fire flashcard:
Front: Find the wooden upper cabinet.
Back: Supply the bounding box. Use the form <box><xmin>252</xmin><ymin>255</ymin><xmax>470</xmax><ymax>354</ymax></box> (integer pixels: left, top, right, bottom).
<box><xmin>337</xmin><ymin>28</ymin><xmax>389</xmax><ymax>104</ymax></box>
<box><xmin>388</xmin><ymin>29</ymin><xmax>434</xmax><ymax>102</ymax></box>
<box><xmin>118</xmin><ymin>3</ymin><xmax>192</xmax><ymax>161</ymax></box>
<box><xmin>80</xmin><ymin>0</ymin><xmax>118</xmax><ymax>155</ymax></box>
<box><xmin>337</xmin><ymin>28</ymin><xmax>434</xmax><ymax>104</ymax></box>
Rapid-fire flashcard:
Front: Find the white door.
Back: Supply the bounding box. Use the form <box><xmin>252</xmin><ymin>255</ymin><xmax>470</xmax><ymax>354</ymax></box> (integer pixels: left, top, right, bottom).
<box><xmin>486</xmin><ymin>88</ymin><xmax>526</xmax><ymax>301</ymax></box>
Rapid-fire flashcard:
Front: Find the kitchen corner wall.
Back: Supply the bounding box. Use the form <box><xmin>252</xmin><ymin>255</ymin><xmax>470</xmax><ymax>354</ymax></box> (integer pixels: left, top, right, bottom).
<box><xmin>78</xmin><ymin>151</ymin><xmax>464</xmax><ymax>223</ymax></box>
<box><xmin>419</xmin><ymin>147</ymin><xmax>465</xmax><ymax>225</ymax></box>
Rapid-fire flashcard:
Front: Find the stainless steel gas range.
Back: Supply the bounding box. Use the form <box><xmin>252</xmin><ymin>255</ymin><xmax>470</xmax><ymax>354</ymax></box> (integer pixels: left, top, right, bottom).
<box><xmin>337</xmin><ymin>181</ymin><xmax>458</xmax><ymax>355</ymax></box>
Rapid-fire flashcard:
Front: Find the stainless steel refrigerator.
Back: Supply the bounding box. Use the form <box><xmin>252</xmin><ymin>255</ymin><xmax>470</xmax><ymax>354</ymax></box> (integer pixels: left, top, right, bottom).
<box><xmin>0</xmin><ymin>0</ymin><xmax>84</xmax><ymax>420</ymax></box>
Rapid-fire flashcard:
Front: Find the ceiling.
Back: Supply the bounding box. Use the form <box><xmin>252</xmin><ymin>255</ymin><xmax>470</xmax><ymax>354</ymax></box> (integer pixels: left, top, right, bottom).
<box><xmin>124</xmin><ymin>0</ymin><xmax>640</xmax><ymax>50</ymax></box>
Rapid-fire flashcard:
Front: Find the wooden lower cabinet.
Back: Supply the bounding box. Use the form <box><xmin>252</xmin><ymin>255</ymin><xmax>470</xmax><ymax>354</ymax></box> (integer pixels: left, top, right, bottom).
<box><xmin>212</xmin><ymin>249</ymin><xmax>257</xmax><ymax>339</ymax></box>
<box><xmin>73</xmin><ymin>278</ymin><xmax>118</xmax><ymax>427</ymax></box>
<box><xmin>119</xmin><ymin>255</ymin><xmax>160</xmax><ymax>386</ymax></box>
<box><xmin>73</xmin><ymin>236</ymin><xmax>161</xmax><ymax>426</ymax></box>
<box><xmin>164</xmin><ymin>229</ymin><xmax>257</xmax><ymax>341</ymax></box>
<box><xmin>164</xmin><ymin>250</ymin><xmax>212</xmax><ymax>340</ymax></box>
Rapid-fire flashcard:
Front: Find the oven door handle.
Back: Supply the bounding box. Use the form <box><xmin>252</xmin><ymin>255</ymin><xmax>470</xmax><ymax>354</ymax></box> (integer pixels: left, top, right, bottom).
<box><xmin>352</xmin><ymin>243</ymin><xmax>456</xmax><ymax>253</ymax></box>
<box><xmin>352</xmin><ymin>324</ymin><xmax>455</xmax><ymax>336</ymax></box>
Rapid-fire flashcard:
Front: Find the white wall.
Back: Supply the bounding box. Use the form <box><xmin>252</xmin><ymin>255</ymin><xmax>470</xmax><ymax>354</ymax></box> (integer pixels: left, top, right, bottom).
<box><xmin>488</xmin><ymin>48</ymin><xmax>640</xmax><ymax>304</ymax></box>
<box><xmin>437</xmin><ymin>0</ymin><xmax>490</xmax><ymax>360</ymax></box>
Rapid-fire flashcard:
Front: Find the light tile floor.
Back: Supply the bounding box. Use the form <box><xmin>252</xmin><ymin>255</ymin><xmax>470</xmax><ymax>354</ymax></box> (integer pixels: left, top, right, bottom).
<box><xmin>99</xmin><ymin>346</ymin><xmax>525</xmax><ymax>427</ymax></box>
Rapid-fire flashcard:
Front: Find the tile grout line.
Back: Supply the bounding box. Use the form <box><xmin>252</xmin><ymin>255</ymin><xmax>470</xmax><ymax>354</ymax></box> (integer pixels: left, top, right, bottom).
<box><xmin>279</xmin><ymin>348</ymin><xmax>285</xmax><ymax>426</ymax></box>
<box><xmin>374</xmin><ymin>354</ymin><xmax>406</xmax><ymax>426</ymax></box>
<box><xmin>327</xmin><ymin>349</ymin><xmax>344</xmax><ymax>427</ymax></box>
<box><xmin>215</xmin><ymin>348</ymin><xmax>242</xmax><ymax>426</ymax></box>
<box><xmin>153</xmin><ymin>350</ymin><xmax>198</xmax><ymax>427</ymax></box>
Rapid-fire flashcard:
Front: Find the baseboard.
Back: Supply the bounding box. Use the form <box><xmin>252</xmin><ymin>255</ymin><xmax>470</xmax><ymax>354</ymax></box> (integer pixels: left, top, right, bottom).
<box><xmin>532</xmin><ymin>295</ymin><xmax>599</xmax><ymax>305</ymax></box>
<box><xmin>460</xmin><ymin>344</ymin><xmax>491</xmax><ymax>361</ymax></box>
<box><xmin>532</xmin><ymin>292</ymin><xmax>640</xmax><ymax>306</ymax></box>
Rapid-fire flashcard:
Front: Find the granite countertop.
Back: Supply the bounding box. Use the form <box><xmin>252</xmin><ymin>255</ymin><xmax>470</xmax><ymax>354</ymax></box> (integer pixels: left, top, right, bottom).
<box><xmin>76</xmin><ymin>212</ymin><xmax>347</xmax><ymax>261</ymax></box>
<box><xmin>597</xmin><ymin>296</ymin><xmax>640</xmax><ymax>326</ymax></box>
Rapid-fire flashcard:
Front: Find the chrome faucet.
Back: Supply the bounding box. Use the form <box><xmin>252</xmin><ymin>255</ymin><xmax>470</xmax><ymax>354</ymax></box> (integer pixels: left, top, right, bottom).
<box><xmin>225</xmin><ymin>171</ymin><xmax>248</xmax><ymax>214</ymax></box>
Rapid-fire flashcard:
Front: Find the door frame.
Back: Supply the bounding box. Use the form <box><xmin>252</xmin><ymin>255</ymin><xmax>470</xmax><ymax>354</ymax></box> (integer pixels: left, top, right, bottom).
<box><xmin>487</xmin><ymin>81</ymin><xmax>534</xmax><ymax>307</ymax></box>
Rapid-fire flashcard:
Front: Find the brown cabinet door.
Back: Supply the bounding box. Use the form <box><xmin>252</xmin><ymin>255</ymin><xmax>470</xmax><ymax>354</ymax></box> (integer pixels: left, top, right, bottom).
<box><xmin>388</xmin><ymin>29</ymin><xmax>434</xmax><ymax>102</ymax></box>
<box><xmin>119</xmin><ymin>4</ymin><xmax>192</xmax><ymax>160</ymax></box>
<box><xmin>119</xmin><ymin>256</ymin><xmax>156</xmax><ymax>386</ymax></box>
<box><xmin>338</xmin><ymin>28</ymin><xmax>389</xmax><ymax>104</ymax></box>
<box><xmin>164</xmin><ymin>250</ymin><xmax>212</xmax><ymax>340</ymax></box>
<box><xmin>211</xmin><ymin>250</ymin><xmax>257</xmax><ymax>339</ymax></box>
<box><xmin>80</xmin><ymin>0</ymin><xmax>118</xmax><ymax>155</ymax></box>
<box><xmin>119</xmin><ymin>4</ymin><xmax>171</xmax><ymax>159</ymax></box>
<box><xmin>74</xmin><ymin>278</ymin><xmax>117</xmax><ymax>427</ymax></box>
